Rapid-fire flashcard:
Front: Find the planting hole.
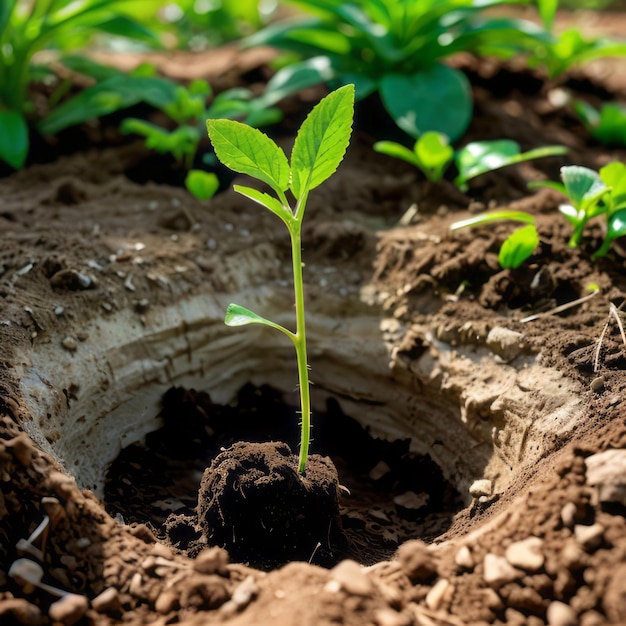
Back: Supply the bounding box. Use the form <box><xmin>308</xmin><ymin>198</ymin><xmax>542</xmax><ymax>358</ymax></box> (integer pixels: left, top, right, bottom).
<box><xmin>18</xmin><ymin>285</ymin><xmax>583</xmax><ymax>568</ymax></box>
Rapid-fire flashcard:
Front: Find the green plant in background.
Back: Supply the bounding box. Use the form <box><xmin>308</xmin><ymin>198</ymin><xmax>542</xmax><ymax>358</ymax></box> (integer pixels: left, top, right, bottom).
<box><xmin>574</xmin><ymin>100</ymin><xmax>626</xmax><ymax>147</ymax></box>
<box><xmin>245</xmin><ymin>0</ymin><xmax>549</xmax><ymax>142</ymax></box>
<box><xmin>531</xmin><ymin>0</ymin><xmax>626</xmax><ymax>78</ymax></box>
<box><xmin>451</xmin><ymin>162</ymin><xmax>626</xmax><ymax>267</ymax></box>
<box><xmin>374</xmin><ymin>131</ymin><xmax>567</xmax><ymax>191</ymax></box>
<box><xmin>207</xmin><ymin>84</ymin><xmax>355</xmax><ymax>474</ymax></box>
<box><xmin>0</xmin><ymin>0</ymin><xmax>169</xmax><ymax>169</ymax></box>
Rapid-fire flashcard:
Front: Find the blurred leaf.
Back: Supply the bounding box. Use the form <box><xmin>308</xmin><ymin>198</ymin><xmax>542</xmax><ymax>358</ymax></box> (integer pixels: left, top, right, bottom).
<box><xmin>185</xmin><ymin>170</ymin><xmax>219</xmax><ymax>200</ymax></box>
<box><xmin>0</xmin><ymin>109</ymin><xmax>28</xmax><ymax>169</ymax></box>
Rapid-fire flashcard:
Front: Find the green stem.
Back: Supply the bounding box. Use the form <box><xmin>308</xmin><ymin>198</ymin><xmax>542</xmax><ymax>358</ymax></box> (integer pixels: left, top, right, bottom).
<box><xmin>289</xmin><ymin>220</ymin><xmax>311</xmax><ymax>475</ymax></box>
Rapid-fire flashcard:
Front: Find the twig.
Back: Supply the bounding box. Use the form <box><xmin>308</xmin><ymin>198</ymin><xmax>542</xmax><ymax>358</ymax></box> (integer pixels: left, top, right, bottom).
<box><xmin>594</xmin><ymin>301</ymin><xmax>626</xmax><ymax>372</ymax></box>
<box><xmin>520</xmin><ymin>289</ymin><xmax>599</xmax><ymax>323</ymax></box>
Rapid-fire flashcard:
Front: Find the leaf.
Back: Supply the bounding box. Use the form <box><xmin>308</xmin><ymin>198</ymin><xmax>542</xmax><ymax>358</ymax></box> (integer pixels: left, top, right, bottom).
<box><xmin>450</xmin><ymin>210</ymin><xmax>535</xmax><ymax>231</ymax></box>
<box><xmin>600</xmin><ymin>162</ymin><xmax>626</xmax><ymax>212</ymax></box>
<box><xmin>0</xmin><ymin>109</ymin><xmax>28</xmax><ymax>169</ymax></box>
<box><xmin>560</xmin><ymin>165</ymin><xmax>606</xmax><ymax>208</ymax></box>
<box><xmin>185</xmin><ymin>170</ymin><xmax>219</xmax><ymax>200</ymax></box>
<box><xmin>536</xmin><ymin>0</ymin><xmax>558</xmax><ymax>30</ymax></box>
<box><xmin>373</xmin><ymin>140</ymin><xmax>421</xmax><ymax>169</ymax></box>
<box><xmin>290</xmin><ymin>83</ymin><xmax>355</xmax><ymax>200</ymax></box>
<box><xmin>234</xmin><ymin>184</ymin><xmax>293</xmax><ymax>225</ymax></box>
<box><xmin>207</xmin><ymin>119</ymin><xmax>290</xmax><ymax>195</ymax></box>
<box><xmin>39</xmin><ymin>75</ymin><xmax>178</xmax><ymax>135</ymax></box>
<box><xmin>498</xmin><ymin>224</ymin><xmax>539</xmax><ymax>269</ymax></box>
<box><xmin>593</xmin><ymin>208</ymin><xmax>626</xmax><ymax>258</ymax></box>
<box><xmin>455</xmin><ymin>141</ymin><xmax>567</xmax><ymax>189</ymax></box>
<box><xmin>224</xmin><ymin>303</ymin><xmax>294</xmax><ymax>341</ymax></box>
<box><xmin>414</xmin><ymin>132</ymin><xmax>453</xmax><ymax>182</ymax></box>
<box><xmin>380</xmin><ymin>65</ymin><xmax>472</xmax><ymax>142</ymax></box>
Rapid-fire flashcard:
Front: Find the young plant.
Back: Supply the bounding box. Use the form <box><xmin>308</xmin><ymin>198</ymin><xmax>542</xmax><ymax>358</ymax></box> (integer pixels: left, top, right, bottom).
<box><xmin>245</xmin><ymin>0</ymin><xmax>549</xmax><ymax>142</ymax></box>
<box><xmin>207</xmin><ymin>84</ymin><xmax>355</xmax><ymax>474</ymax></box>
<box><xmin>452</xmin><ymin>162</ymin><xmax>626</xmax><ymax>267</ymax></box>
<box><xmin>374</xmin><ymin>132</ymin><xmax>566</xmax><ymax>191</ymax></box>
<box><xmin>574</xmin><ymin>100</ymin><xmax>626</xmax><ymax>148</ymax></box>
<box><xmin>0</xmin><ymin>0</ymin><xmax>167</xmax><ymax>169</ymax></box>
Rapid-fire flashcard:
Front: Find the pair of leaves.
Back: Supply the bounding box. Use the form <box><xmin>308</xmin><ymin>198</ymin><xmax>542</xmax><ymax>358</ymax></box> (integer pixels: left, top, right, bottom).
<box><xmin>207</xmin><ymin>84</ymin><xmax>355</xmax><ymax>216</ymax></box>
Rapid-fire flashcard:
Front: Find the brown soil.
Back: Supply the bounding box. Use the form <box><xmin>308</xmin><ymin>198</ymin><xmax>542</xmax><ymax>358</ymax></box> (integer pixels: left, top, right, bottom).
<box><xmin>2</xmin><ymin>13</ymin><xmax>626</xmax><ymax>626</ymax></box>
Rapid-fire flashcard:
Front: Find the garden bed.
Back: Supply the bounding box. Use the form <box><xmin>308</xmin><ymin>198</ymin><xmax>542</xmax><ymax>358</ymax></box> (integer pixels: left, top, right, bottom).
<box><xmin>1</xmin><ymin>16</ymin><xmax>626</xmax><ymax>626</ymax></box>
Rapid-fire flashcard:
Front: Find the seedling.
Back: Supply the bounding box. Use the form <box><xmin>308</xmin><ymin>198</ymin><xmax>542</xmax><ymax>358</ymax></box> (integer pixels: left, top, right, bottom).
<box><xmin>207</xmin><ymin>85</ymin><xmax>355</xmax><ymax>474</ymax></box>
<box><xmin>452</xmin><ymin>162</ymin><xmax>626</xmax><ymax>267</ymax></box>
<box><xmin>574</xmin><ymin>100</ymin><xmax>626</xmax><ymax>148</ymax></box>
<box><xmin>374</xmin><ymin>132</ymin><xmax>566</xmax><ymax>191</ymax></box>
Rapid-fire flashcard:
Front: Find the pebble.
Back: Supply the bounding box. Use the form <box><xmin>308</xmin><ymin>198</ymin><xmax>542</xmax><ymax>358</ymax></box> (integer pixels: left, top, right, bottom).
<box><xmin>585</xmin><ymin>449</ymin><xmax>626</xmax><ymax>506</ymax></box>
<box><xmin>574</xmin><ymin>523</ymin><xmax>604</xmax><ymax>550</ymax></box>
<box><xmin>374</xmin><ymin>608</ymin><xmax>413</xmax><ymax>626</ymax></box>
<box><xmin>546</xmin><ymin>601</ymin><xmax>578</xmax><ymax>626</ymax></box>
<box><xmin>560</xmin><ymin>540</ymin><xmax>588</xmax><ymax>570</ymax></box>
<box><xmin>62</xmin><ymin>337</ymin><xmax>78</xmax><ymax>352</ymax></box>
<box><xmin>328</xmin><ymin>560</ymin><xmax>372</xmax><ymax>596</ymax></box>
<box><xmin>48</xmin><ymin>594</ymin><xmax>89</xmax><ymax>625</ymax></box>
<box><xmin>425</xmin><ymin>578</ymin><xmax>452</xmax><ymax>611</ymax></box>
<box><xmin>455</xmin><ymin>545</ymin><xmax>475</xmax><ymax>569</ymax></box>
<box><xmin>91</xmin><ymin>587</ymin><xmax>122</xmax><ymax>613</ymax></box>
<box><xmin>469</xmin><ymin>479</ymin><xmax>493</xmax><ymax>498</ymax></box>
<box><xmin>0</xmin><ymin>598</ymin><xmax>43</xmax><ymax>625</ymax></box>
<box><xmin>505</xmin><ymin>536</ymin><xmax>545</xmax><ymax>571</ymax></box>
<box><xmin>193</xmin><ymin>547</ymin><xmax>229</xmax><ymax>575</ymax></box>
<box><xmin>486</xmin><ymin>327</ymin><xmax>525</xmax><ymax>361</ymax></box>
<box><xmin>483</xmin><ymin>553</ymin><xmax>521</xmax><ymax>587</ymax></box>
<box><xmin>561</xmin><ymin>502</ymin><xmax>578</xmax><ymax>528</ymax></box>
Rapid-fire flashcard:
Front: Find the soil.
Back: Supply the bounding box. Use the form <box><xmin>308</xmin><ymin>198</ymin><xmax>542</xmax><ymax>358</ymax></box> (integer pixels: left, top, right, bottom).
<box><xmin>2</xmin><ymin>9</ymin><xmax>626</xmax><ymax>626</ymax></box>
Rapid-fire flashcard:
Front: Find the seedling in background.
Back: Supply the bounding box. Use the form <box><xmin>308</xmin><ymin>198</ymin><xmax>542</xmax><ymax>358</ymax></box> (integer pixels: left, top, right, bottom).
<box><xmin>374</xmin><ymin>132</ymin><xmax>566</xmax><ymax>191</ymax></box>
<box><xmin>452</xmin><ymin>162</ymin><xmax>626</xmax><ymax>268</ymax></box>
<box><xmin>574</xmin><ymin>100</ymin><xmax>626</xmax><ymax>148</ymax></box>
<box><xmin>207</xmin><ymin>85</ymin><xmax>355</xmax><ymax>474</ymax></box>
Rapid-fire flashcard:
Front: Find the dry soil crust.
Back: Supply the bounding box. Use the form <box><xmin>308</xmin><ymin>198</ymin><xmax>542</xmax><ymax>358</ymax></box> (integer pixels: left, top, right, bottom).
<box><xmin>1</xmin><ymin>31</ymin><xmax>626</xmax><ymax>626</ymax></box>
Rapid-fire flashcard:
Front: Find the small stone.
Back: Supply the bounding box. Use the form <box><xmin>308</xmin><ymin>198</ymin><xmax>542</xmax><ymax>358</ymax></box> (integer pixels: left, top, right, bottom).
<box><xmin>61</xmin><ymin>337</ymin><xmax>78</xmax><ymax>352</ymax></box>
<box><xmin>574</xmin><ymin>524</ymin><xmax>604</xmax><ymax>550</ymax></box>
<box><xmin>590</xmin><ymin>376</ymin><xmax>605</xmax><ymax>393</ymax></box>
<box><xmin>0</xmin><ymin>597</ymin><xmax>43</xmax><ymax>624</ymax></box>
<box><xmin>369</xmin><ymin>461</ymin><xmax>391</xmax><ymax>481</ymax></box>
<box><xmin>560</xmin><ymin>540</ymin><xmax>588</xmax><ymax>570</ymax></box>
<box><xmin>505</xmin><ymin>537</ymin><xmax>544</xmax><ymax>571</ymax></box>
<box><xmin>155</xmin><ymin>590</ymin><xmax>178</xmax><ymax>614</ymax></box>
<box><xmin>393</xmin><ymin>491</ymin><xmax>429</xmax><ymax>510</ymax></box>
<box><xmin>546</xmin><ymin>600</ymin><xmax>578</xmax><ymax>626</ymax></box>
<box><xmin>91</xmin><ymin>587</ymin><xmax>121</xmax><ymax>613</ymax></box>
<box><xmin>374</xmin><ymin>608</ymin><xmax>412</xmax><ymax>626</ymax></box>
<box><xmin>425</xmin><ymin>578</ymin><xmax>452</xmax><ymax>611</ymax></box>
<box><xmin>193</xmin><ymin>547</ymin><xmax>229</xmax><ymax>575</ymax></box>
<box><xmin>486</xmin><ymin>327</ymin><xmax>525</xmax><ymax>361</ymax></box>
<box><xmin>396</xmin><ymin>540</ymin><xmax>437</xmax><ymax>582</ymax></box>
<box><xmin>455</xmin><ymin>545</ymin><xmax>474</xmax><ymax>569</ymax></box>
<box><xmin>48</xmin><ymin>594</ymin><xmax>88</xmax><ymax>625</ymax></box>
<box><xmin>329</xmin><ymin>560</ymin><xmax>372</xmax><ymax>596</ymax></box>
<box><xmin>469</xmin><ymin>479</ymin><xmax>493</xmax><ymax>498</ymax></box>
<box><xmin>483</xmin><ymin>553</ymin><xmax>521</xmax><ymax>587</ymax></box>
<box><xmin>585</xmin><ymin>449</ymin><xmax>626</xmax><ymax>506</ymax></box>
<box><xmin>561</xmin><ymin>502</ymin><xmax>578</xmax><ymax>528</ymax></box>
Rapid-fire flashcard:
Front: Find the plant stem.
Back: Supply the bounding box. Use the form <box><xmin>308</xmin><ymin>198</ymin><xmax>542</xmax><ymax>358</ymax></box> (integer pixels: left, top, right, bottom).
<box><xmin>289</xmin><ymin>221</ymin><xmax>311</xmax><ymax>475</ymax></box>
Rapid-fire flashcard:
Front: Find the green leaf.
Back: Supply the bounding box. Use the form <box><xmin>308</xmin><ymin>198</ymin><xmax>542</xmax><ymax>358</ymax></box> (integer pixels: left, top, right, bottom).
<box><xmin>373</xmin><ymin>140</ymin><xmax>421</xmax><ymax>169</ymax></box>
<box><xmin>233</xmin><ymin>184</ymin><xmax>293</xmax><ymax>225</ymax></box>
<box><xmin>39</xmin><ymin>76</ymin><xmax>178</xmax><ymax>135</ymax></box>
<box><xmin>0</xmin><ymin>109</ymin><xmax>28</xmax><ymax>169</ymax></box>
<box><xmin>537</xmin><ymin>0</ymin><xmax>558</xmax><ymax>30</ymax></box>
<box><xmin>414</xmin><ymin>132</ymin><xmax>454</xmax><ymax>182</ymax></box>
<box><xmin>450</xmin><ymin>210</ymin><xmax>535</xmax><ymax>231</ymax></box>
<box><xmin>207</xmin><ymin>119</ymin><xmax>290</xmax><ymax>196</ymax></box>
<box><xmin>455</xmin><ymin>141</ymin><xmax>567</xmax><ymax>189</ymax></box>
<box><xmin>593</xmin><ymin>208</ymin><xmax>626</xmax><ymax>258</ymax></box>
<box><xmin>600</xmin><ymin>162</ymin><xmax>626</xmax><ymax>212</ymax></box>
<box><xmin>290</xmin><ymin>83</ymin><xmax>355</xmax><ymax>200</ymax></box>
<box><xmin>224</xmin><ymin>303</ymin><xmax>294</xmax><ymax>340</ymax></box>
<box><xmin>380</xmin><ymin>65</ymin><xmax>472</xmax><ymax>142</ymax></box>
<box><xmin>498</xmin><ymin>224</ymin><xmax>539</xmax><ymax>269</ymax></box>
<box><xmin>185</xmin><ymin>170</ymin><xmax>219</xmax><ymax>200</ymax></box>
<box><xmin>560</xmin><ymin>165</ymin><xmax>606</xmax><ymax>208</ymax></box>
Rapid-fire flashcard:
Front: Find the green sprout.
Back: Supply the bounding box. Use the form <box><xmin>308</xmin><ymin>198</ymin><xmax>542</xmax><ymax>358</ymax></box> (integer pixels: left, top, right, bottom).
<box><xmin>207</xmin><ymin>84</ymin><xmax>355</xmax><ymax>474</ymax></box>
<box><xmin>374</xmin><ymin>132</ymin><xmax>566</xmax><ymax>191</ymax></box>
<box><xmin>451</xmin><ymin>162</ymin><xmax>626</xmax><ymax>268</ymax></box>
<box><xmin>574</xmin><ymin>100</ymin><xmax>626</xmax><ymax>148</ymax></box>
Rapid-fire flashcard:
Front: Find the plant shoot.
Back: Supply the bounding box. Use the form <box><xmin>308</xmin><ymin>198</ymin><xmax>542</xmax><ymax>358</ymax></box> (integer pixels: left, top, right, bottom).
<box><xmin>207</xmin><ymin>84</ymin><xmax>355</xmax><ymax>474</ymax></box>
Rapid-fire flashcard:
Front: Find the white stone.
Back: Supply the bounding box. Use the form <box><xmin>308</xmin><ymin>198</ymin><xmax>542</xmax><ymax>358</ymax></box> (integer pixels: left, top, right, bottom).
<box><xmin>483</xmin><ymin>553</ymin><xmax>521</xmax><ymax>586</ymax></box>
<box><xmin>505</xmin><ymin>536</ymin><xmax>544</xmax><ymax>571</ymax></box>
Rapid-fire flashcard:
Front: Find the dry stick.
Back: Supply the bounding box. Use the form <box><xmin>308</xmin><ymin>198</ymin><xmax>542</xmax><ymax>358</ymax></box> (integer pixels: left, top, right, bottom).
<box><xmin>519</xmin><ymin>289</ymin><xmax>599</xmax><ymax>323</ymax></box>
<box><xmin>593</xmin><ymin>301</ymin><xmax>626</xmax><ymax>372</ymax></box>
